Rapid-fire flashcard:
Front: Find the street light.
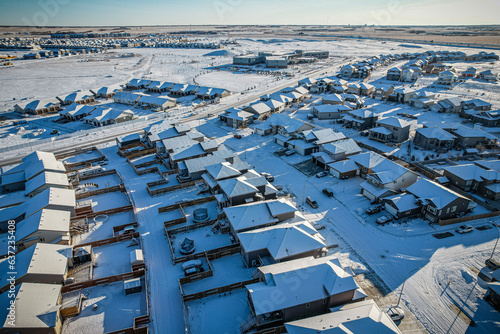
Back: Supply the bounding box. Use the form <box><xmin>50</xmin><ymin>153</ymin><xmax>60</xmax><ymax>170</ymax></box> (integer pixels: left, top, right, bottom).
<box><xmin>397</xmin><ymin>266</ymin><xmax>422</xmax><ymax>307</ymax></box>
<box><xmin>489</xmin><ymin>221</ymin><xmax>500</xmax><ymax>260</ymax></box>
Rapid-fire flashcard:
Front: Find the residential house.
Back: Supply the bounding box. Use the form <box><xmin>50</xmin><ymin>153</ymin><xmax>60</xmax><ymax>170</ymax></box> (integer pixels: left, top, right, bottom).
<box><xmin>389</xmin><ymin>87</ymin><xmax>416</xmax><ymax>103</ymax></box>
<box><xmin>369</xmin><ymin>117</ymin><xmax>411</xmax><ymax>143</ymax></box>
<box><xmin>322</xmin><ymin>93</ymin><xmax>344</xmax><ymax>105</ymax></box>
<box><xmin>136</xmin><ymin>95</ymin><xmax>177</xmax><ymax>110</ymax></box>
<box><xmin>359</xmin><ymin>82</ymin><xmax>375</xmax><ymax>96</ymax></box>
<box><xmin>312</xmin><ymin>104</ymin><xmax>351</xmax><ymax>120</ymax></box>
<box><xmin>436</xmin><ymin>70</ymin><xmax>458</xmax><ymax>85</ymax></box>
<box><xmin>92</xmin><ymin>84</ymin><xmax>122</xmax><ymax>98</ymax></box>
<box><xmin>406</xmin><ymin>178</ymin><xmax>476</xmax><ymax>223</ymax></box>
<box><xmin>414</xmin><ymin>127</ymin><xmax>456</xmax><ymax>152</ymax></box>
<box><xmin>59</xmin><ymin>104</ymin><xmax>96</xmax><ymax>121</ymax></box>
<box><xmin>145</xmin><ymin>121</ymin><xmax>194</xmax><ymax>147</ymax></box>
<box><xmin>478</xmin><ymin>70</ymin><xmax>497</xmax><ymax>82</ymax></box>
<box><xmin>461</xmin><ymin>67</ymin><xmax>477</xmax><ymax>78</ymax></box>
<box><xmin>83</xmin><ymin>107</ymin><xmax>135</xmax><ymax>127</ymax></box>
<box><xmin>244</xmin><ymin>255</ymin><xmax>363</xmax><ymax>330</ymax></box>
<box><xmin>243</xmin><ymin>103</ymin><xmax>272</xmax><ymax>119</ymax></box>
<box><xmin>0</xmin><ymin>283</ymin><xmax>63</xmax><ymax>334</ymax></box>
<box><xmin>14</xmin><ymin>99</ymin><xmax>61</xmax><ymax>115</ymax></box>
<box><xmin>327</xmin><ymin>159</ymin><xmax>360</xmax><ymax>179</ymax></box>
<box><xmin>201</xmin><ymin>161</ymin><xmax>251</xmax><ymax>194</ymax></box>
<box><xmin>448</xmin><ymin>125</ymin><xmax>498</xmax><ymax>148</ymax></box>
<box><xmin>340</xmin><ymin>64</ymin><xmax>356</xmax><ymax>78</ymax></box>
<box><xmin>56</xmin><ymin>91</ymin><xmax>95</xmax><ymax>105</ymax></box>
<box><xmin>470</xmin><ymin>110</ymin><xmax>500</xmax><ymax>127</ymax></box>
<box><xmin>383</xmin><ymin>193</ymin><xmax>421</xmax><ymax>219</ymax></box>
<box><xmin>147</xmin><ymin>81</ymin><xmax>175</xmax><ymax>93</ymax></box>
<box><xmin>176</xmin><ymin>150</ymin><xmax>239</xmax><ymax>182</ymax></box>
<box><xmin>126</xmin><ymin>78</ymin><xmax>151</xmax><ymax>90</ymax></box>
<box><xmin>461</xmin><ymin>98</ymin><xmax>492</xmax><ymax>112</ymax></box>
<box><xmin>113</xmin><ymin>92</ymin><xmax>143</xmax><ymax>105</ymax></box>
<box><xmin>342</xmin><ymin>109</ymin><xmax>379</xmax><ymax>130</ymax></box>
<box><xmin>285</xmin><ymin>300</ymin><xmax>402</xmax><ymax>334</ymax></box>
<box><xmin>25</xmin><ymin>171</ymin><xmax>69</xmax><ymax>197</ymax></box>
<box><xmin>431</xmin><ymin>97</ymin><xmax>463</xmax><ymax>113</ymax></box>
<box><xmin>386</xmin><ymin>67</ymin><xmax>402</xmax><ymax>81</ymax></box>
<box><xmin>443</xmin><ymin>164</ymin><xmax>500</xmax><ymax>200</ymax></box>
<box><xmin>346</xmin><ymin>83</ymin><xmax>361</xmax><ymax>95</ymax></box>
<box><xmin>285</xmin><ymin>129</ymin><xmax>346</xmax><ymax>156</ymax></box>
<box><xmin>219</xmin><ymin>109</ymin><xmax>254</xmax><ymax>128</ymax></box>
<box><xmin>216</xmin><ymin>171</ymin><xmax>278</xmax><ymax>207</ymax></box>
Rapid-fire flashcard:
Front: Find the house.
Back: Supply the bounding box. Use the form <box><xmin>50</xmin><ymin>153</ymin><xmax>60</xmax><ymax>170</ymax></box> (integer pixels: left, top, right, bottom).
<box><xmin>401</xmin><ymin>68</ymin><xmax>417</xmax><ymax>82</ymax></box>
<box><xmin>243</xmin><ymin>103</ymin><xmax>272</xmax><ymax>119</ymax></box>
<box><xmin>283</xmin><ymin>129</ymin><xmax>346</xmax><ymax>156</ymax></box>
<box><xmin>116</xmin><ymin>133</ymin><xmax>141</xmax><ymax>149</ymax></box>
<box><xmin>309</xmin><ymin>78</ymin><xmax>333</xmax><ymax>93</ymax></box>
<box><xmin>461</xmin><ymin>67</ymin><xmax>477</xmax><ymax>78</ymax></box>
<box><xmin>432</xmin><ymin>97</ymin><xmax>463</xmax><ymax>113</ymax></box>
<box><xmin>389</xmin><ymin>87</ymin><xmax>416</xmax><ymax>103</ymax></box>
<box><xmin>264</xmin><ymin>99</ymin><xmax>285</xmax><ymax>113</ymax></box>
<box><xmin>169</xmin><ymin>83</ymin><xmax>190</xmax><ymax>96</ymax></box>
<box><xmin>298</xmin><ymin>77</ymin><xmax>316</xmax><ymax>88</ymax></box>
<box><xmin>369</xmin><ymin>117</ymin><xmax>411</xmax><ymax>143</ymax></box>
<box><xmin>485</xmin><ymin>282</ymin><xmax>500</xmax><ymax>311</ymax></box>
<box><xmin>342</xmin><ymin>109</ymin><xmax>379</xmax><ymax>130</ymax></box>
<box><xmin>382</xmin><ymin>193</ymin><xmax>421</xmax><ymax>219</ymax></box>
<box><xmin>56</xmin><ymin>91</ymin><xmax>95</xmax><ymax>105</ymax></box>
<box><xmin>168</xmin><ymin>139</ymin><xmax>220</xmax><ymax>169</ymax></box>
<box><xmin>223</xmin><ymin>198</ymin><xmax>298</xmax><ymax>234</ymax></box>
<box><xmin>406</xmin><ymin>178</ymin><xmax>476</xmax><ymax>223</ymax></box>
<box><xmin>342</xmin><ymin>94</ymin><xmax>364</xmax><ymax>109</ymax></box>
<box><xmin>83</xmin><ymin>108</ymin><xmax>135</xmax><ymax>127</ymax></box>
<box><xmin>0</xmin><ymin>282</ymin><xmax>62</xmax><ymax>334</ymax></box>
<box><xmin>387</xmin><ymin>67</ymin><xmax>402</xmax><ymax>81</ymax></box>
<box><xmin>340</xmin><ymin>64</ymin><xmax>356</xmax><ymax>78</ymax></box>
<box><xmin>59</xmin><ymin>104</ymin><xmax>96</xmax><ymax>121</ymax></box>
<box><xmin>136</xmin><ymin>95</ymin><xmax>176</xmax><ymax>110</ymax></box>
<box><xmin>266</xmin><ymin>114</ymin><xmax>314</xmax><ymax>138</ymax></box>
<box><xmin>461</xmin><ymin>98</ymin><xmax>492</xmax><ymax>112</ymax></box>
<box><xmin>113</xmin><ymin>92</ymin><xmax>143</xmax><ymax>105</ymax></box>
<box><xmin>346</xmin><ymin>83</ymin><xmax>361</xmax><ymax>95</ymax></box>
<box><xmin>217</xmin><ymin>171</ymin><xmax>278</xmax><ymax>207</ymax></box>
<box><xmin>359</xmin><ymin>156</ymin><xmax>418</xmax><ymax>202</ymax></box>
<box><xmin>25</xmin><ymin>171</ymin><xmax>69</xmax><ymax>197</ymax></box>
<box><xmin>14</xmin><ymin>209</ymin><xmax>71</xmax><ymax>251</ymax></box>
<box><xmin>414</xmin><ymin>127</ymin><xmax>456</xmax><ymax>152</ymax></box>
<box><xmin>14</xmin><ymin>99</ymin><xmax>61</xmax><ymax>115</ymax></box>
<box><xmin>328</xmin><ymin>159</ymin><xmax>360</xmax><ymax>179</ymax></box>
<box><xmin>318</xmin><ymin>139</ymin><xmax>362</xmax><ymax>162</ymax></box>
<box><xmin>359</xmin><ymin>82</ymin><xmax>375</xmax><ymax>96</ymax></box>
<box><xmin>443</xmin><ymin>164</ymin><xmax>500</xmax><ymax>200</ymax></box>
<box><xmin>92</xmin><ymin>84</ymin><xmax>122</xmax><ymax>98</ymax></box>
<box><xmin>0</xmin><ymin>243</ymin><xmax>71</xmax><ymax>293</ymax></box>
<box><xmin>312</xmin><ymin>104</ymin><xmax>351</xmax><ymax>120</ymax></box>
<box><xmin>219</xmin><ymin>109</ymin><xmax>254</xmax><ymax>128</ymax></box>
<box><xmin>437</xmin><ymin>70</ymin><xmax>458</xmax><ymax>85</ymax></box>
<box><xmin>201</xmin><ymin>161</ymin><xmax>251</xmax><ymax>193</ymax></box>
<box><xmin>470</xmin><ymin>110</ymin><xmax>500</xmax><ymax>127</ymax></box>
<box><xmin>126</xmin><ymin>78</ymin><xmax>151</xmax><ymax>89</ymax></box>
<box><xmin>176</xmin><ymin>150</ymin><xmax>239</xmax><ymax>182</ymax></box>
<box><xmin>147</xmin><ymin>81</ymin><xmax>175</xmax><ymax>93</ymax></box>
<box><xmin>448</xmin><ymin>125</ymin><xmax>498</xmax><ymax>148</ymax></box>
<box><xmin>322</xmin><ymin>93</ymin><xmax>344</xmax><ymax>105</ymax></box>
<box><xmin>266</xmin><ymin>56</ymin><xmax>288</xmax><ymax>68</ymax></box>
<box><xmin>244</xmin><ymin>255</ymin><xmax>363</xmax><ymax>330</ymax></box>
<box><xmin>146</xmin><ymin>123</ymin><xmax>199</xmax><ymax>148</ymax></box>
<box><xmin>285</xmin><ymin>300</ymin><xmax>402</xmax><ymax>334</ymax></box>
<box><xmin>196</xmin><ymin>87</ymin><xmax>230</xmax><ymax>100</ymax></box>
<box><xmin>478</xmin><ymin>70</ymin><xmax>497</xmax><ymax>82</ymax></box>
<box><xmin>233</xmin><ymin>54</ymin><xmax>265</xmax><ymax>65</ymax></box>
<box><xmin>330</xmin><ymin>79</ymin><xmax>348</xmax><ymax>94</ymax></box>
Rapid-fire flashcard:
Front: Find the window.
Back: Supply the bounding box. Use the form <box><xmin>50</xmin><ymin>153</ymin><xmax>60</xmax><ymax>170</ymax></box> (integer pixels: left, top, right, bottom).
<box><xmin>427</xmin><ymin>206</ymin><xmax>437</xmax><ymax>214</ymax></box>
<box><xmin>446</xmin><ymin>208</ymin><xmax>450</xmax><ymax>214</ymax></box>
<box><xmin>466</xmin><ymin>180</ymin><xmax>472</xmax><ymax>186</ymax></box>
<box><xmin>451</xmin><ymin>206</ymin><xmax>457</xmax><ymax>212</ymax></box>
<box><xmin>306</xmin><ymin>303</ymin><xmax>310</xmax><ymax>308</ymax></box>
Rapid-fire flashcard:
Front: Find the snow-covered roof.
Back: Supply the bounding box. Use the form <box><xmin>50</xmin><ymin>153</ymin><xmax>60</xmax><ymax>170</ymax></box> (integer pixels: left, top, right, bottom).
<box><xmin>205</xmin><ymin>162</ymin><xmax>242</xmax><ymax>181</ymax></box>
<box><xmin>416</xmin><ymin>127</ymin><xmax>456</xmax><ymax>141</ymax></box>
<box><xmin>22</xmin><ymin>99</ymin><xmax>60</xmax><ymax>111</ymax></box>
<box><xmin>24</xmin><ymin>187</ymin><xmax>75</xmax><ymax>219</ymax></box>
<box><xmin>0</xmin><ymin>283</ymin><xmax>61</xmax><ymax>330</ymax></box>
<box><xmin>314</xmin><ymin>104</ymin><xmax>351</xmax><ymax>114</ymax></box>
<box><xmin>444</xmin><ymin>164</ymin><xmax>500</xmax><ymax>182</ymax></box>
<box><xmin>475</xmin><ymin>160</ymin><xmax>500</xmax><ymax>172</ymax></box>
<box><xmin>25</xmin><ymin>171</ymin><xmax>68</xmax><ymax>196</ymax></box>
<box><xmin>323</xmin><ymin>139</ymin><xmax>362</xmax><ymax>156</ymax></box>
<box><xmin>369</xmin><ymin>126</ymin><xmax>393</xmax><ymax>135</ymax></box>
<box><xmin>247</xmin><ymin>255</ymin><xmax>358</xmax><ymax>316</ymax></box>
<box><xmin>16</xmin><ymin>208</ymin><xmax>70</xmax><ymax>242</ymax></box>
<box><xmin>266</xmin><ymin>113</ymin><xmax>313</xmax><ymax>134</ymax></box>
<box><xmin>384</xmin><ymin>193</ymin><xmax>419</xmax><ymax>212</ymax></box>
<box><xmin>406</xmin><ymin>178</ymin><xmax>469</xmax><ymax>210</ymax></box>
<box><xmin>349</xmin><ymin>152</ymin><xmax>386</xmax><ymax>169</ymax></box>
<box><xmin>322</xmin><ymin>94</ymin><xmax>344</xmax><ymax>103</ymax></box>
<box><xmin>376</xmin><ymin>116</ymin><xmax>411</xmax><ymax>129</ymax></box>
<box><xmin>24</xmin><ymin>158</ymin><xmax>65</xmax><ymax>181</ymax></box>
<box><xmin>218</xmin><ymin>177</ymin><xmax>259</xmax><ymax>198</ymax></box>
<box><xmin>245</xmin><ymin>102</ymin><xmax>272</xmax><ymax>115</ymax></box>
<box><xmin>328</xmin><ymin>159</ymin><xmax>359</xmax><ymax>173</ymax></box>
<box><xmin>184</xmin><ymin>150</ymin><xmax>236</xmax><ymax>174</ymax></box>
<box><xmin>452</xmin><ymin>125</ymin><xmax>497</xmax><ymax>140</ymax></box>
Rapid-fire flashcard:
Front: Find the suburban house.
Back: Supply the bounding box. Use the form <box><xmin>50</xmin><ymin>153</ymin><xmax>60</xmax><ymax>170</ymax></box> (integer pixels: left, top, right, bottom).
<box><xmin>436</xmin><ymin>70</ymin><xmax>458</xmax><ymax>85</ymax></box>
<box><xmin>359</xmin><ymin>83</ymin><xmax>375</xmax><ymax>96</ymax></box>
<box><xmin>346</xmin><ymin>83</ymin><xmax>362</xmax><ymax>95</ymax></box>
<box><xmin>25</xmin><ymin>171</ymin><xmax>69</xmax><ymax>197</ymax></box>
<box><xmin>340</xmin><ymin>64</ymin><xmax>356</xmax><ymax>78</ymax></box>
<box><xmin>330</xmin><ymin>79</ymin><xmax>348</xmax><ymax>93</ymax></box>
<box><xmin>342</xmin><ymin>109</ymin><xmax>379</xmax><ymax>130</ymax></box>
<box><xmin>113</xmin><ymin>92</ymin><xmax>143</xmax><ymax>105</ymax></box>
<box><xmin>244</xmin><ymin>255</ymin><xmax>363</xmax><ymax>331</ymax></box>
<box><xmin>447</xmin><ymin>125</ymin><xmax>498</xmax><ymax>148</ymax></box>
<box><xmin>136</xmin><ymin>95</ymin><xmax>177</xmax><ymax>110</ymax></box>
<box><xmin>312</xmin><ymin>104</ymin><xmax>351</xmax><ymax>120</ymax></box>
<box><xmin>358</xmin><ymin>156</ymin><xmax>418</xmax><ymax>202</ymax></box>
<box><xmin>243</xmin><ymin>103</ymin><xmax>273</xmax><ymax>119</ymax></box>
<box><xmin>56</xmin><ymin>91</ymin><xmax>95</xmax><ymax>105</ymax></box>
<box><xmin>478</xmin><ymin>70</ymin><xmax>497</xmax><ymax>82</ymax></box>
<box><xmin>467</xmin><ymin>110</ymin><xmax>500</xmax><ymax>127</ymax></box>
<box><xmin>281</xmin><ymin>129</ymin><xmax>347</xmax><ymax>156</ymax></box>
<box><xmin>389</xmin><ymin>87</ymin><xmax>416</xmax><ymax>103</ymax></box>
<box><xmin>92</xmin><ymin>84</ymin><xmax>123</xmax><ymax>98</ymax></box>
<box><xmin>201</xmin><ymin>161</ymin><xmax>251</xmax><ymax>193</ymax></box>
<box><xmin>0</xmin><ymin>243</ymin><xmax>71</xmax><ymax>293</ymax></box>
<box><xmin>83</xmin><ymin>107</ymin><xmax>135</xmax><ymax>127</ymax></box>
<box><xmin>322</xmin><ymin>93</ymin><xmax>344</xmax><ymax>105</ymax></box>
<box><xmin>14</xmin><ymin>99</ymin><xmax>61</xmax><ymax>115</ymax></box>
<box><xmin>406</xmin><ymin>178</ymin><xmax>476</xmax><ymax>223</ymax></box>
<box><xmin>443</xmin><ymin>164</ymin><xmax>500</xmax><ymax>200</ymax></box>
<box><xmin>216</xmin><ymin>171</ymin><xmax>278</xmax><ymax>207</ymax></box>
<box><xmin>461</xmin><ymin>67</ymin><xmax>477</xmax><ymax>78</ymax></box>
<box><xmin>237</xmin><ymin>221</ymin><xmax>327</xmax><ymax>267</ymax></box>
<box><xmin>312</xmin><ymin>139</ymin><xmax>362</xmax><ymax>169</ymax></box>
<box><xmin>382</xmin><ymin>193</ymin><xmax>421</xmax><ymax>219</ymax></box>
<box><xmin>0</xmin><ymin>282</ymin><xmax>63</xmax><ymax>334</ymax></box>
<box><xmin>414</xmin><ymin>126</ymin><xmax>457</xmax><ymax>152</ymax></box>
<box><xmin>328</xmin><ymin>159</ymin><xmax>360</xmax><ymax>179</ymax></box>
<box><xmin>145</xmin><ymin>121</ymin><xmax>194</xmax><ymax>147</ymax></box>
<box><xmin>59</xmin><ymin>104</ymin><xmax>96</xmax><ymax>121</ymax></box>
<box><xmin>432</xmin><ymin>97</ymin><xmax>464</xmax><ymax>113</ymax></box>
<box><xmin>176</xmin><ymin>149</ymin><xmax>240</xmax><ymax>182</ymax></box>
<box><xmin>461</xmin><ymin>98</ymin><xmax>492</xmax><ymax>112</ymax></box>
<box><xmin>14</xmin><ymin>209</ymin><xmax>71</xmax><ymax>251</ymax></box>
<box><xmin>369</xmin><ymin>117</ymin><xmax>411</xmax><ymax>143</ymax></box>
<box><xmin>126</xmin><ymin>78</ymin><xmax>152</xmax><ymax>89</ymax></box>
<box><xmin>387</xmin><ymin>67</ymin><xmax>402</xmax><ymax>81</ymax></box>
<box><xmin>223</xmin><ymin>198</ymin><xmax>298</xmax><ymax>234</ymax></box>
<box><xmin>146</xmin><ymin>81</ymin><xmax>175</xmax><ymax>93</ymax></box>
<box><xmin>219</xmin><ymin>108</ymin><xmax>255</xmax><ymax>128</ymax></box>
<box><xmin>260</xmin><ymin>113</ymin><xmax>314</xmax><ymax>139</ymax></box>
<box><xmin>165</xmin><ymin>137</ymin><xmax>221</xmax><ymax>169</ymax></box>
<box><xmin>285</xmin><ymin>300</ymin><xmax>402</xmax><ymax>334</ymax></box>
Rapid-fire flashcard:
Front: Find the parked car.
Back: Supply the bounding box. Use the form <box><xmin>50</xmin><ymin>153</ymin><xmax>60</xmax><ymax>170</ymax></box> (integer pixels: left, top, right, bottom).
<box><xmin>274</xmin><ymin>184</ymin><xmax>283</xmax><ymax>191</ymax></box>
<box><xmin>360</xmin><ymin>130</ymin><xmax>369</xmax><ymax>137</ymax></box>
<box><xmin>376</xmin><ymin>215</ymin><xmax>392</xmax><ymax>225</ymax></box>
<box><xmin>306</xmin><ymin>196</ymin><xmax>319</xmax><ymax>209</ymax></box>
<box><xmin>182</xmin><ymin>260</ymin><xmax>204</xmax><ymax>276</ymax></box>
<box><xmin>455</xmin><ymin>225</ymin><xmax>474</xmax><ymax>234</ymax></box>
<box><xmin>386</xmin><ymin>306</ymin><xmax>405</xmax><ymax>322</ymax></box>
<box><xmin>322</xmin><ymin>188</ymin><xmax>334</xmax><ymax>197</ymax></box>
<box><xmin>276</xmin><ymin>147</ymin><xmax>287</xmax><ymax>154</ymax></box>
<box><xmin>260</xmin><ymin>172</ymin><xmax>274</xmax><ymax>182</ymax></box>
<box><xmin>340</xmin><ymin>175</ymin><xmax>349</xmax><ymax>180</ymax></box>
<box><xmin>316</xmin><ymin>171</ymin><xmax>328</xmax><ymax>178</ymax></box>
<box><xmin>366</xmin><ymin>206</ymin><xmax>382</xmax><ymax>215</ymax></box>
<box><xmin>234</xmin><ymin>134</ymin><xmax>242</xmax><ymax>139</ymax></box>
<box><xmin>284</xmin><ymin>150</ymin><xmax>296</xmax><ymax>156</ymax></box>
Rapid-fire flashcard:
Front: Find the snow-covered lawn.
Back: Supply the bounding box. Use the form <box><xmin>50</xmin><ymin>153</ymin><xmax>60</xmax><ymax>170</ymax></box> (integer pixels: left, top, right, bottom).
<box><xmin>170</xmin><ymin>226</ymin><xmax>232</xmax><ymax>258</ymax></box>
<box><xmin>63</xmin><ymin>150</ymin><xmax>103</xmax><ymax>164</ymax></box>
<box><xmin>186</xmin><ymin>289</ymin><xmax>251</xmax><ymax>334</ymax></box>
<box><xmin>61</xmin><ymin>280</ymin><xmax>147</xmax><ymax>334</ymax></box>
<box><xmin>78</xmin><ymin>173</ymin><xmax>123</xmax><ymax>188</ymax></box>
<box><xmin>78</xmin><ymin>191</ymin><xmax>131</xmax><ymax>212</ymax></box>
<box><xmin>72</xmin><ymin>210</ymin><xmax>136</xmax><ymax>245</ymax></box>
<box><xmin>93</xmin><ymin>241</ymin><xmax>140</xmax><ymax>278</ymax></box>
<box><xmin>181</xmin><ymin>254</ymin><xmax>253</xmax><ymax>295</ymax></box>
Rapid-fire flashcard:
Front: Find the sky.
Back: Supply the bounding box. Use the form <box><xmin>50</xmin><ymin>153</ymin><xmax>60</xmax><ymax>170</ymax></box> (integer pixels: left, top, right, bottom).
<box><xmin>0</xmin><ymin>0</ymin><xmax>499</xmax><ymax>27</ymax></box>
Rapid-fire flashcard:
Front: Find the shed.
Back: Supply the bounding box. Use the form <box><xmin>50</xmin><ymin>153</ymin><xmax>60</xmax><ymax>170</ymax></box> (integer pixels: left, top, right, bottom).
<box><xmin>124</xmin><ymin>277</ymin><xmax>142</xmax><ymax>295</ymax></box>
<box><xmin>130</xmin><ymin>249</ymin><xmax>144</xmax><ymax>268</ymax></box>
<box><xmin>73</xmin><ymin>246</ymin><xmax>93</xmax><ymax>266</ymax></box>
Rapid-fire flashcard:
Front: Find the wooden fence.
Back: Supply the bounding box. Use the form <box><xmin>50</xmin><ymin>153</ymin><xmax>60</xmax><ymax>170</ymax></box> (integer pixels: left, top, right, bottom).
<box><xmin>158</xmin><ymin>196</ymin><xmax>216</xmax><ymax>213</ymax></box>
<box><xmin>178</xmin><ymin>253</ymin><xmax>214</xmax><ymax>285</ymax></box>
<box><xmin>122</xmin><ymin>147</ymin><xmax>156</xmax><ymax>159</ymax></box>
<box><xmin>72</xmin><ymin>204</ymin><xmax>134</xmax><ymax>221</ymax></box>
<box><xmin>182</xmin><ymin>277</ymin><xmax>259</xmax><ymax>302</ymax></box>
<box><xmin>147</xmin><ymin>179</ymin><xmax>199</xmax><ymax>196</ymax></box>
<box><xmin>172</xmin><ymin>244</ymin><xmax>241</xmax><ymax>265</ymax></box>
<box><xmin>76</xmin><ymin>184</ymin><xmax>124</xmax><ymax>200</ymax></box>
<box><xmin>438</xmin><ymin>211</ymin><xmax>500</xmax><ymax>226</ymax></box>
<box><xmin>254</xmin><ymin>326</ymin><xmax>287</xmax><ymax>334</ymax></box>
<box><xmin>62</xmin><ymin>269</ymin><xmax>145</xmax><ymax>293</ymax></box>
<box><xmin>74</xmin><ymin>232</ymin><xmax>140</xmax><ymax>248</ymax></box>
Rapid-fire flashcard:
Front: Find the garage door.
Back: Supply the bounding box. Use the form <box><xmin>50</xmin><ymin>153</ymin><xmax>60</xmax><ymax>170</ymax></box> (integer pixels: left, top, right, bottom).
<box><xmin>385</xmin><ymin>204</ymin><xmax>398</xmax><ymax>217</ymax></box>
<box><xmin>362</xmin><ymin>188</ymin><xmax>376</xmax><ymax>201</ymax></box>
<box><xmin>330</xmin><ymin>169</ymin><xmax>340</xmax><ymax>178</ymax></box>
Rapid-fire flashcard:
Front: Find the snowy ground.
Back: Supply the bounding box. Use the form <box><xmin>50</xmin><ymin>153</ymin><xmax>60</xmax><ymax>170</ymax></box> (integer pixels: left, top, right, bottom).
<box><xmin>93</xmin><ymin>241</ymin><xmax>140</xmax><ymax>278</ymax></box>
<box><xmin>169</xmin><ymin>226</ymin><xmax>232</xmax><ymax>258</ymax></box>
<box><xmin>78</xmin><ymin>173</ymin><xmax>123</xmax><ymax>189</ymax></box>
<box><xmin>72</xmin><ymin>211</ymin><xmax>136</xmax><ymax>245</ymax></box>
<box><xmin>78</xmin><ymin>191</ymin><xmax>131</xmax><ymax>212</ymax></box>
<box><xmin>63</xmin><ymin>150</ymin><xmax>103</xmax><ymax>164</ymax></box>
<box><xmin>61</xmin><ymin>279</ymin><xmax>147</xmax><ymax>334</ymax></box>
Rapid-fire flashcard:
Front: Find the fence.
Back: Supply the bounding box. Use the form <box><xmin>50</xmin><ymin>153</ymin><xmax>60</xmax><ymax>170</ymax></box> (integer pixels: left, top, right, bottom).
<box><xmin>158</xmin><ymin>196</ymin><xmax>216</xmax><ymax>213</ymax></box>
<box><xmin>72</xmin><ymin>204</ymin><xmax>134</xmax><ymax>221</ymax></box>
<box><xmin>77</xmin><ymin>169</ymin><xmax>120</xmax><ymax>181</ymax></box>
<box><xmin>181</xmin><ymin>277</ymin><xmax>259</xmax><ymax>303</ymax></box>
<box><xmin>76</xmin><ymin>184</ymin><xmax>124</xmax><ymax>200</ymax></box>
<box><xmin>61</xmin><ymin>269</ymin><xmax>145</xmax><ymax>293</ymax></box>
<box><xmin>438</xmin><ymin>211</ymin><xmax>500</xmax><ymax>226</ymax></box>
<box><xmin>178</xmin><ymin>252</ymin><xmax>214</xmax><ymax>285</ymax></box>
<box><xmin>172</xmin><ymin>242</ymin><xmax>241</xmax><ymax>265</ymax></box>
<box><xmin>73</xmin><ymin>232</ymin><xmax>140</xmax><ymax>248</ymax></box>
<box><xmin>113</xmin><ymin>222</ymin><xmax>139</xmax><ymax>235</ymax></box>
<box><xmin>147</xmin><ymin>179</ymin><xmax>199</xmax><ymax>196</ymax></box>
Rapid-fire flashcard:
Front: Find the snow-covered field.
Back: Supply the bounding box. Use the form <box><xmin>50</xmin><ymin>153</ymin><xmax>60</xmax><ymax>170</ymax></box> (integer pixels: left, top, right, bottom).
<box><xmin>93</xmin><ymin>241</ymin><xmax>140</xmax><ymax>278</ymax></box>
<box><xmin>73</xmin><ymin>210</ymin><xmax>136</xmax><ymax>245</ymax></box>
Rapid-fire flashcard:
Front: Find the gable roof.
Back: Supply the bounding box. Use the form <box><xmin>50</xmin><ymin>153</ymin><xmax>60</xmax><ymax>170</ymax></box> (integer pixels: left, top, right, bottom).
<box><xmin>406</xmin><ymin>178</ymin><xmax>469</xmax><ymax>209</ymax></box>
<box><xmin>376</xmin><ymin>116</ymin><xmax>411</xmax><ymax>129</ymax></box>
<box><xmin>16</xmin><ymin>208</ymin><xmax>70</xmax><ymax>242</ymax></box>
